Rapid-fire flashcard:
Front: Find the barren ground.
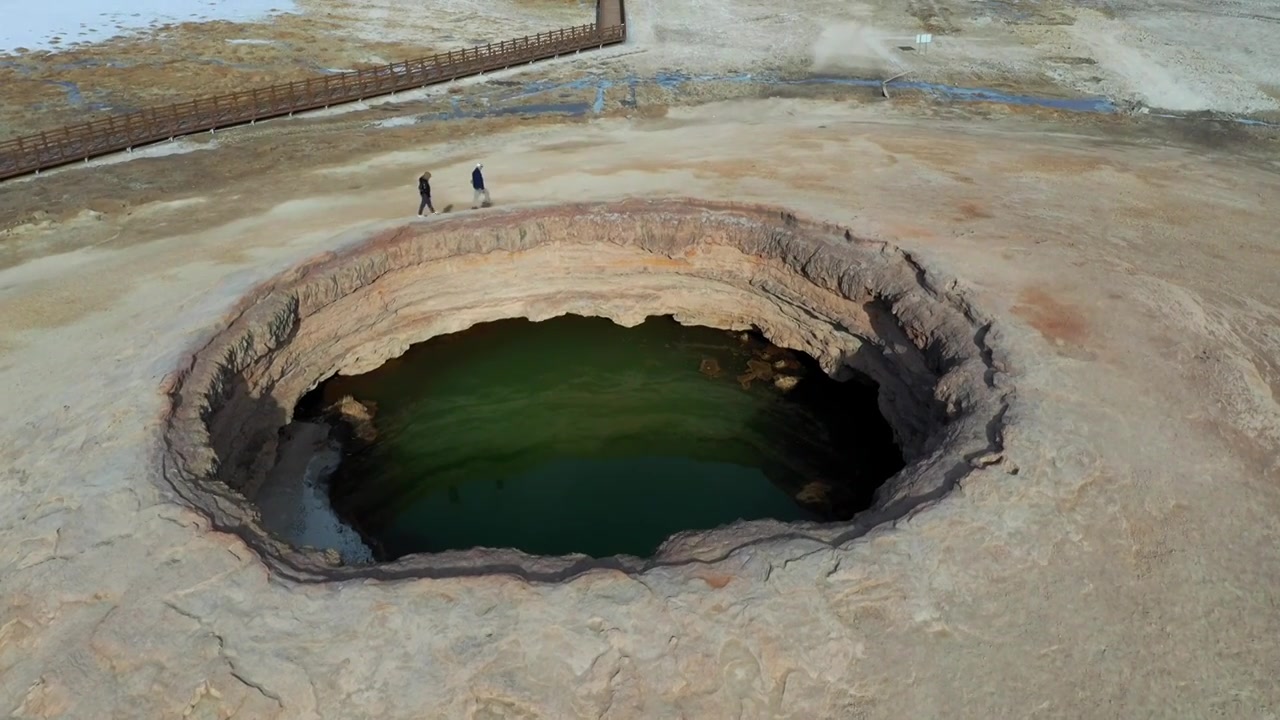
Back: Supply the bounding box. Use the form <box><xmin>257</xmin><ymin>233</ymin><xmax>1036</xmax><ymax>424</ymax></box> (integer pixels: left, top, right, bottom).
<box><xmin>1</xmin><ymin>1</ymin><xmax>1279</xmax><ymax>718</ymax></box>
<box><xmin>0</xmin><ymin>0</ymin><xmax>588</xmax><ymax>138</ymax></box>
<box><xmin>4</xmin><ymin>0</ymin><xmax>1280</xmax><ymax>139</ymax></box>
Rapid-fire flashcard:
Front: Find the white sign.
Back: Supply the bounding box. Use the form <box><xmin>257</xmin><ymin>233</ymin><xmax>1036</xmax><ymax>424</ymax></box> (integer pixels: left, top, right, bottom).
<box><xmin>916</xmin><ymin>33</ymin><xmax>933</xmax><ymax>45</ymax></box>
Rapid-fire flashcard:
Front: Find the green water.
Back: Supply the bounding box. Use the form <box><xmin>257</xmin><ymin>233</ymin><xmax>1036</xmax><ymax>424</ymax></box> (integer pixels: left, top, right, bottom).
<box><xmin>311</xmin><ymin>315</ymin><xmax>902</xmax><ymax>559</ymax></box>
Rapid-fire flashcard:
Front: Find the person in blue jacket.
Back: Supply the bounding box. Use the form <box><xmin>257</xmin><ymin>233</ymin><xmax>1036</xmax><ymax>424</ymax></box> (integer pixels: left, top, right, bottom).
<box><xmin>471</xmin><ymin>163</ymin><xmax>491</xmax><ymax>209</ymax></box>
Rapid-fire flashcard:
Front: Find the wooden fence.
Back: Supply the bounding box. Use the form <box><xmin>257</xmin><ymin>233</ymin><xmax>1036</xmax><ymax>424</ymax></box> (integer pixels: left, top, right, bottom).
<box><xmin>0</xmin><ymin>22</ymin><xmax>626</xmax><ymax>181</ymax></box>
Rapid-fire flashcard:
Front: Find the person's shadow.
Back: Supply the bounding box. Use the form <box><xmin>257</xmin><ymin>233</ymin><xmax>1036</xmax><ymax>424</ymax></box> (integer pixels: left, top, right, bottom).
<box><xmin>436</xmin><ymin>202</ymin><xmax>491</xmax><ymax>214</ymax></box>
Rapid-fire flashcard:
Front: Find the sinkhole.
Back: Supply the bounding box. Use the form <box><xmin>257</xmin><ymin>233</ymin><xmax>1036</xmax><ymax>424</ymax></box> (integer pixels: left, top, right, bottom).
<box><xmin>159</xmin><ymin>199</ymin><xmax>1011</xmax><ymax>581</ymax></box>
<box><xmin>277</xmin><ymin>315</ymin><xmax>904</xmax><ymax>561</ymax></box>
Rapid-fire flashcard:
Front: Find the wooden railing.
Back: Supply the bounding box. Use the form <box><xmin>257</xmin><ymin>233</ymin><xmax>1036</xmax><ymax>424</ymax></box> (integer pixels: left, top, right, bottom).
<box><xmin>0</xmin><ymin>22</ymin><xmax>626</xmax><ymax>181</ymax></box>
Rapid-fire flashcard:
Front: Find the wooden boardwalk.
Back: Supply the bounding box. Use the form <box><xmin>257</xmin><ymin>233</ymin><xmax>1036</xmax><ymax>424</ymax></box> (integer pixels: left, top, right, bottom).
<box><xmin>0</xmin><ymin>13</ymin><xmax>626</xmax><ymax>182</ymax></box>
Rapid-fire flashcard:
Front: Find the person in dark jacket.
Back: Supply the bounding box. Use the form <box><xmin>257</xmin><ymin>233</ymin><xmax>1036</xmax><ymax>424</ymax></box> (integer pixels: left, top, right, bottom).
<box><xmin>471</xmin><ymin>163</ymin><xmax>491</xmax><ymax>209</ymax></box>
<box><xmin>417</xmin><ymin>171</ymin><xmax>435</xmax><ymax>216</ymax></box>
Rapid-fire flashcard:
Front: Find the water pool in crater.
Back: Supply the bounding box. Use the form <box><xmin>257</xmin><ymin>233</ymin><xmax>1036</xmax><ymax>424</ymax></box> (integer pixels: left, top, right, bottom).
<box><xmin>300</xmin><ymin>315</ymin><xmax>904</xmax><ymax>559</ymax></box>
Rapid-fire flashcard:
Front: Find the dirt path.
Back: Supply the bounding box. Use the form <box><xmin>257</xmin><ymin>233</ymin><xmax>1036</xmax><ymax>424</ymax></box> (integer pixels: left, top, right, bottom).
<box><xmin>0</xmin><ymin>98</ymin><xmax>1277</xmax><ymax>717</ymax></box>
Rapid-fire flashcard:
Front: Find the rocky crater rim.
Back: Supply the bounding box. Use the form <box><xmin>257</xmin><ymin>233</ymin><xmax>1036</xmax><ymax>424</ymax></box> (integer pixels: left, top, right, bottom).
<box><xmin>159</xmin><ymin>198</ymin><xmax>1013</xmax><ymax>584</ymax></box>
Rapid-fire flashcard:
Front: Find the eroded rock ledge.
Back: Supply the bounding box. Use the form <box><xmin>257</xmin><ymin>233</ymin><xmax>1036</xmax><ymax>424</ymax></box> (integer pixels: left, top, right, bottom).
<box><xmin>159</xmin><ymin>198</ymin><xmax>1014</xmax><ymax>582</ymax></box>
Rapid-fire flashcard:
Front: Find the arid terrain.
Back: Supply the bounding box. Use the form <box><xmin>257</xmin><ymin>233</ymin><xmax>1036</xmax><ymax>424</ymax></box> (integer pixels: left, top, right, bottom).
<box><xmin>1</xmin><ymin>0</ymin><xmax>1279</xmax><ymax>718</ymax></box>
<box><xmin>0</xmin><ymin>0</ymin><xmax>589</xmax><ymax>138</ymax></box>
<box><xmin>4</xmin><ymin>0</ymin><xmax>1280</xmax><ymax>139</ymax></box>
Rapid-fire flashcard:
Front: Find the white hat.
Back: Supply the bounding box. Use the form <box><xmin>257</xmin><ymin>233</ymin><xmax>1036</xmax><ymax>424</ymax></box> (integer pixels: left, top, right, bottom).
<box><xmin>476</xmin><ymin>163</ymin><xmax>483</xmax><ymax>169</ymax></box>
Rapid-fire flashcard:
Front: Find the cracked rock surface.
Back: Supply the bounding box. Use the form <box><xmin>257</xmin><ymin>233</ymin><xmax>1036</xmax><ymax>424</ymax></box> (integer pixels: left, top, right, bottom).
<box><xmin>1</xmin><ymin>100</ymin><xmax>1278</xmax><ymax>718</ymax></box>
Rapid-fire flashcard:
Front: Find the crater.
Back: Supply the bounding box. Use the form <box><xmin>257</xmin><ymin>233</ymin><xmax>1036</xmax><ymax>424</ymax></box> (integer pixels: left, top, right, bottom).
<box><xmin>159</xmin><ymin>198</ymin><xmax>1012</xmax><ymax>582</ymax></box>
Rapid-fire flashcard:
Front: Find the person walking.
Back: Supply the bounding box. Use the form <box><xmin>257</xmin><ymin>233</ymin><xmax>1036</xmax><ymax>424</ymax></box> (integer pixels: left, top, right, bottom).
<box><xmin>417</xmin><ymin>171</ymin><xmax>436</xmax><ymax>216</ymax></box>
<box><xmin>471</xmin><ymin>163</ymin><xmax>491</xmax><ymax>209</ymax></box>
